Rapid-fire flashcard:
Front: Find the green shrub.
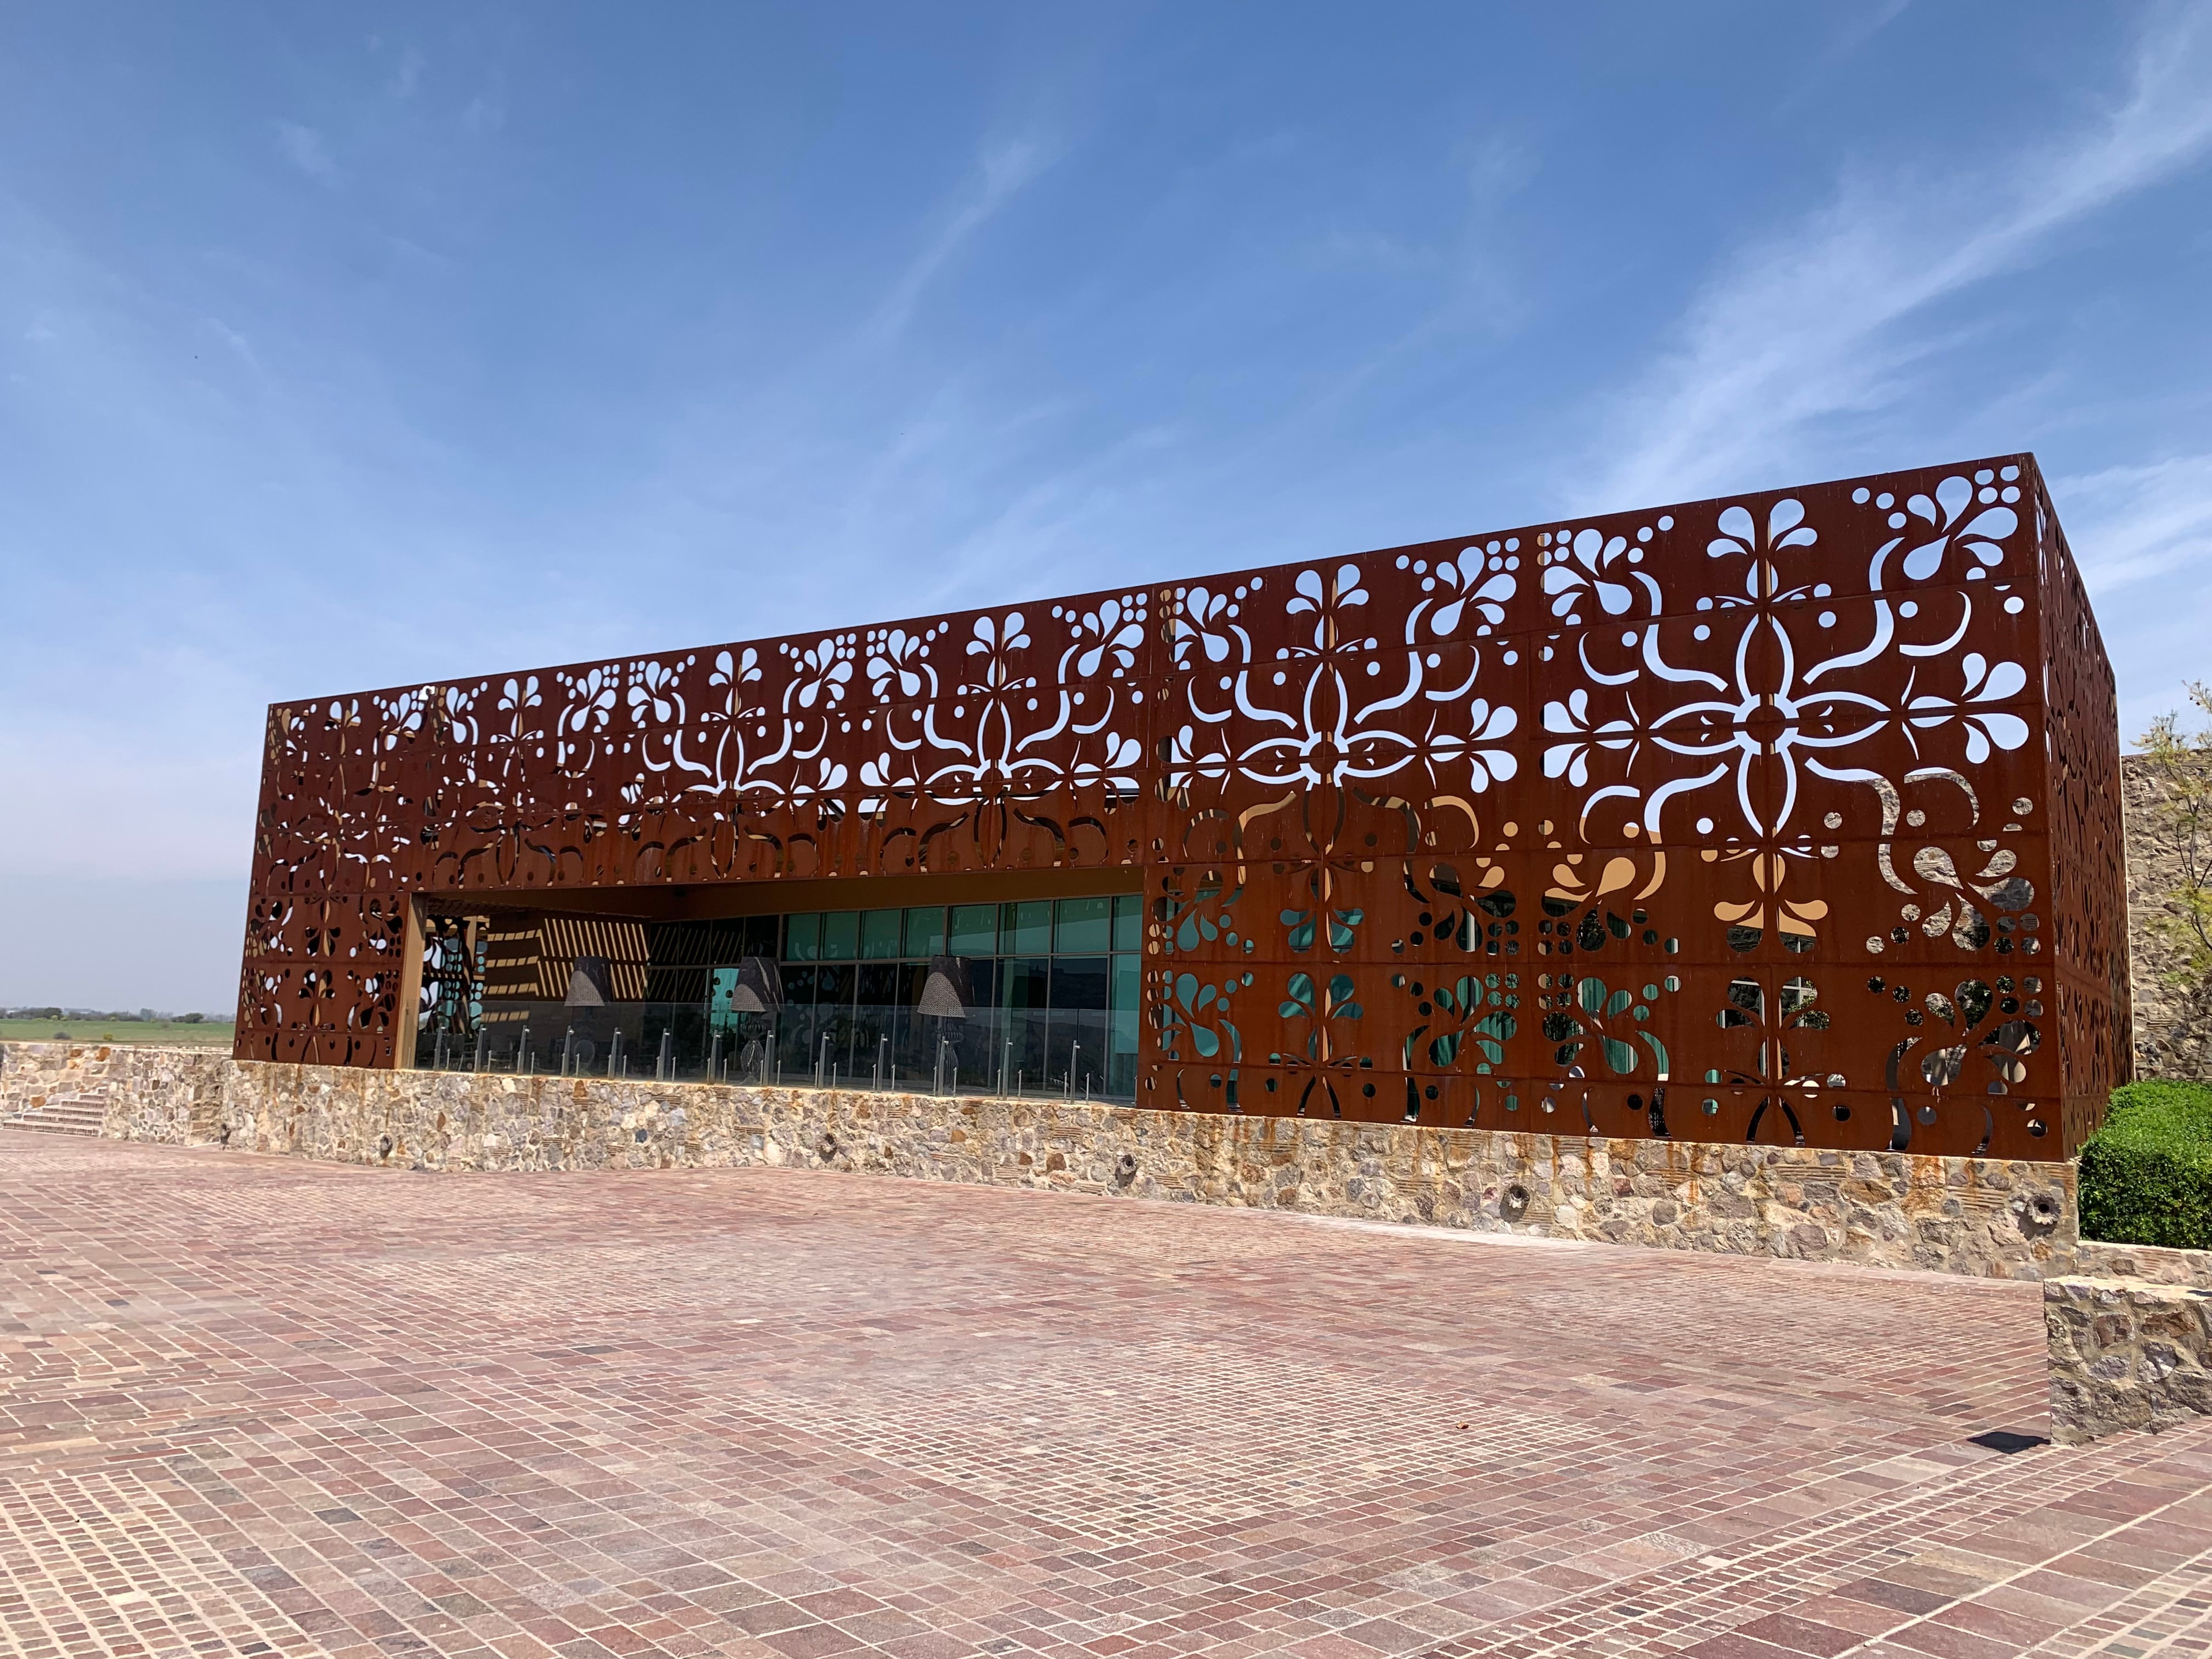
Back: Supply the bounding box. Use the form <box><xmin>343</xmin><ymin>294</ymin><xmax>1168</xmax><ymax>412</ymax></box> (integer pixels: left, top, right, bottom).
<box><xmin>2079</xmin><ymin>1080</ymin><xmax>2212</xmax><ymax>1249</ymax></box>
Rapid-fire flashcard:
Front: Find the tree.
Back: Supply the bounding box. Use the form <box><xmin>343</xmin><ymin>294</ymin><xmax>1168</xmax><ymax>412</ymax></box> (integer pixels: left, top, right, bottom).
<box><xmin>2141</xmin><ymin>682</ymin><xmax>2212</xmax><ymax>988</ymax></box>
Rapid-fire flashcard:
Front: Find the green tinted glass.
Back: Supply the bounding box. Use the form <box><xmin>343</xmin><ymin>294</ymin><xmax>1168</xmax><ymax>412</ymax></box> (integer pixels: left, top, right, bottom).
<box><xmin>820</xmin><ymin>912</ymin><xmax>859</xmax><ymax>961</ymax></box>
<box><xmin>1112</xmin><ymin>893</ymin><xmax>1142</xmax><ymax>953</ymax></box>
<box><xmin>1055</xmin><ymin>896</ymin><xmax>1111</xmax><ymax>955</ymax></box>
<box><xmin>1001</xmin><ymin>900</ymin><xmax>1051</xmax><ymax>955</ymax></box>
<box><xmin>999</xmin><ymin>956</ymin><xmax>1050</xmax><ymax>1009</ymax></box>
<box><xmin>903</xmin><ymin>906</ymin><xmax>946</xmax><ymax>958</ymax></box>
<box><xmin>948</xmin><ymin>904</ymin><xmax>997</xmax><ymax>957</ymax></box>
<box><xmin>859</xmin><ymin>910</ymin><xmax>902</xmax><ymax>960</ymax></box>
<box><xmin>1111</xmin><ymin>952</ymin><xmax>1141</xmax><ymax>1017</ymax></box>
<box><xmin>784</xmin><ymin>914</ymin><xmax>821</xmax><ymax>962</ymax></box>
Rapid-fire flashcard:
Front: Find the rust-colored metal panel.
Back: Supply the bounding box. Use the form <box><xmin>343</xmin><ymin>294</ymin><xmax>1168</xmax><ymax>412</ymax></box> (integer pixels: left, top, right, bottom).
<box><xmin>2034</xmin><ymin>476</ymin><xmax>2132</xmax><ymax>1147</ymax></box>
<box><xmin>234</xmin><ymin>455</ymin><xmax>2124</xmax><ymax>1157</ymax></box>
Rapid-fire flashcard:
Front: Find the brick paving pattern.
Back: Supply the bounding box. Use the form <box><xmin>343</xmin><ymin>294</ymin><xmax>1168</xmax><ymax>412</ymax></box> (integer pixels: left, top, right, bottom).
<box><xmin>3</xmin><ymin>1132</ymin><xmax>2208</xmax><ymax>1659</ymax></box>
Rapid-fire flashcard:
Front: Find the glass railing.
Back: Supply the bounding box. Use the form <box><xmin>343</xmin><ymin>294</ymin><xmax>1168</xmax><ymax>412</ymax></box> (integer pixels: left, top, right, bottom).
<box><xmin>414</xmin><ymin>1000</ymin><xmax>1138</xmax><ymax>1101</ymax></box>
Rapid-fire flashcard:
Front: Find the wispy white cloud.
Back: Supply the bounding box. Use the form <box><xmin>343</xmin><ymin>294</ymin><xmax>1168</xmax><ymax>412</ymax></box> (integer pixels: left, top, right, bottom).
<box><xmin>1827</xmin><ymin>0</ymin><xmax>1916</xmax><ymax>62</ymax></box>
<box><xmin>861</xmin><ymin>135</ymin><xmax>1058</xmax><ymax>347</ymax></box>
<box><xmin>2056</xmin><ymin>452</ymin><xmax>2212</xmax><ymax>594</ymax></box>
<box><xmin>1589</xmin><ymin>3</ymin><xmax>2212</xmax><ymax>507</ymax></box>
<box><xmin>1466</xmin><ymin>135</ymin><xmax>1536</xmax><ymax>210</ymax></box>
<box><xmin>273</xmin><ymin>119</ymin><xmax>338</xmax><ymax>184</ymax></box>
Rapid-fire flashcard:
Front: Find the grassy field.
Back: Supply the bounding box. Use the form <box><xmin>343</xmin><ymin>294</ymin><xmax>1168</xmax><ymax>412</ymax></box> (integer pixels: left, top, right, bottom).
<box><xmin>0</xmin><ymin>1018</ymin><xmax>236</xmax><ymax>1048</ymax></box>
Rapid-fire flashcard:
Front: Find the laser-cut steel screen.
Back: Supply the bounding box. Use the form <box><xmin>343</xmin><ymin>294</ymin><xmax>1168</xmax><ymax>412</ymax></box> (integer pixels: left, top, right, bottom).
<box><xmin>237</xmin><ymin>453</ymin><xmax>2127</xmax><ymax>1157</ymax></box>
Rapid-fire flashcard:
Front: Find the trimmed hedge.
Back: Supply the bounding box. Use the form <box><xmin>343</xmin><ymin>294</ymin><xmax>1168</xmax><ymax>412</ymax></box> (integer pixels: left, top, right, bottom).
<box><xmin>2078</xmin><ymin>1080</ymin><xmax>2212</xmax><ymax>1249</ymax></box>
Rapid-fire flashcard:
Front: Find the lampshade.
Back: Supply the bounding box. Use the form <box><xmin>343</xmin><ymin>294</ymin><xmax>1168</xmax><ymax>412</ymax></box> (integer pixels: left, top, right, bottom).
<box><xmin>729</xmin><ymin>955</ymin><xmax>783</xmax><ymax>1014</ymax></box>
<box><xmin>917</xmin><ymin>954</ymin><xmax>968</xmax><ymax>1019</ymax></box>
<box><xmin>563</xmin><ymin>955</ymin><xmax>613</xmax><ymax>1007</ymax></box>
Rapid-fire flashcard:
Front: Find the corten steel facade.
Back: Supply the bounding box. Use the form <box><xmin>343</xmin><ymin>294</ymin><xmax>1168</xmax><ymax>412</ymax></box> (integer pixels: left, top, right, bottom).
<box><xmin>237</xmin><ymin>453</ymin><xmax>2128</xmax><ymax>1158</ymax></box>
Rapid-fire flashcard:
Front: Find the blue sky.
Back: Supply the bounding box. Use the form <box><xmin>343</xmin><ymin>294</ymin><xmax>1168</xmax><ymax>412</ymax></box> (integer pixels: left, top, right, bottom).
<box><xmin>4</xmin><ymin>2</ymin><xmax>2211</xmax><ymax>1012</ymax></box>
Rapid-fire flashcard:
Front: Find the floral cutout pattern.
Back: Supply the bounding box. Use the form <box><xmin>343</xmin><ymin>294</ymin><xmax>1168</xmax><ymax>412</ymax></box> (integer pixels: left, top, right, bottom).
<box><xmin>237</xmin><ymin>456</ymin><xmax>2120</xmax><ymax>1160</ymax></box>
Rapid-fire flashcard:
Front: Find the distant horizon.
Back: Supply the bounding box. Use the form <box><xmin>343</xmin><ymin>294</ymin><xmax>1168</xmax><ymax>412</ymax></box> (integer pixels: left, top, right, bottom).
<box><xmin>2</xmin><ymin>1007</ymin><xmax>232</xmax><ymax>1021</ymax></box>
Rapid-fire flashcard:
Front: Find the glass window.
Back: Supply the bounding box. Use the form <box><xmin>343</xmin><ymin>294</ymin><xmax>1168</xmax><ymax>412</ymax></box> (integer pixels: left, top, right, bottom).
<box><xmin>1112</xmin><ymin>893</ymin><xmax>1142</xmax><ymax>953</ymax></box>
<box><xmin>820</xmin><ymin>912</ymin><xmax>859</xmax><ymax>961</ymax></box>
<box><xmin>1002</xmin><ymin>900</ymin><xmax>1052</xmax><ymax>955</ymax></box>
<box><xmin>781</xmin><ymin>964</ymin><xmax>820</xmax><ymax>1005</ymax></box>
<box><xmin>815</xmin><ymin>964</ymin><xmax>855</xmax><ymax>1006</ymax></box>
<box><xmin>1000</xmin><ymin>956</ymin><xmax>1050</xmax><ymax>1010</ymax></box>
<box><xmin>855</xmin><ymin>963</ymin><xmax>902</xmax><ymax>1006</ymax></box>
<box><xmin>964</xmin><ymin>957</ymin><xmax>999</xmax><ymax>1009</ymax></box>
<box><xmin>904</xmin><ymin>906</ymin><xmax>946</xmax><ymax>958</ymax></box>
<box><xmin>859</xmin><ymin>909</ymin><xmax>902</xmax><ymax>960</ymax></box>
<box><xmin>1055</xmin><ymin>896</ymin><xmax>1111</xmax><ymax>955</ymax></box>
<box><xmin>1050</xmin><ymin>956</ymin><xmax>1109</xmax><ymax>1011</ymax></box>
<box><xmin>1111</xmin><ymin>953</ymin><xmax>1141</xmax><ymax>1016</ymax></box>
<box><xmin>784</xmin><ymin>914</ymin><xmax>821</xmax><ymax>963</ymax></box>
<box><xmin>899</xmin><ymin>960</ymin><xmax>932</xmax><ymax>1009</ymax></box>
<box><xmin>948</xmin><ymin>904</ymin><xmax>997</xmax><ymax>957</ymax></box>
<box><xmin>1108</xmin><ymin>953</ymin><xmax>1139</xmax><ymax>1097</ymax></box>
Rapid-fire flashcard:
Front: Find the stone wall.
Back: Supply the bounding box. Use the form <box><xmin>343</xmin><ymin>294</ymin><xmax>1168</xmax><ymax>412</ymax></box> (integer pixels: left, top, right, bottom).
<box><xmin>0</xmin><ymin>1040</ymin><xmax>225</xmax><ymax>1137</ymax></box>
<box><xmin>3</xmin><ymin>1041</ymin><xmax>2080</xmax><ymax>1279</ymax></box>
<box><xmin>2069</xmin><ymin>1238</ymin><xmax>2212</xmax><ymax>1290</ymax></box>
<box><xmin>2124</xmin><ymin>750</ymin><xmax>2212</xmax><ymax>1080</ymax></box>
<box><xmin>2046</xmin><ymin>1274</ymin><xmax>2212</xmax><ymax>1444</ymax></box>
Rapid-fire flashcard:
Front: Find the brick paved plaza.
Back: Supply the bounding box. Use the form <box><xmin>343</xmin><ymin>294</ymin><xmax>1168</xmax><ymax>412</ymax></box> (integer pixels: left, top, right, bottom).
<box><xmin>4</xmin><ymin>1134</ymin><xmax>2211</xmax><ymax>1659</ymax></box>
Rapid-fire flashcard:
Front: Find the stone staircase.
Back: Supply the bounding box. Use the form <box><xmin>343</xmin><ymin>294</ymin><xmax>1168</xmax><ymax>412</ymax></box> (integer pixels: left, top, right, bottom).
<box><xmin>2</xmin><ymin>1093</ymin><xmax>106</xmax><ymax>1137</ymax></box>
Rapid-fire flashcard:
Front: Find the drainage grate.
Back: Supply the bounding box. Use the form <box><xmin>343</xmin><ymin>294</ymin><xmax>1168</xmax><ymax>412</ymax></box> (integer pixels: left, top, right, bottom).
<box><xmin>1966</xmin><ymin>1429</ymin><xmax>2050</xmax><ymax>1455</ymax></box>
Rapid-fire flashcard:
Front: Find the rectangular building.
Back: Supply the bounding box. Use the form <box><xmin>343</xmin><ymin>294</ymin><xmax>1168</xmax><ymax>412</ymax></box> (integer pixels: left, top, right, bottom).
<box><xmin>237</xmin><ymin>453</ymin><xmax>2127</xmax><ymax>1157</ymax></box>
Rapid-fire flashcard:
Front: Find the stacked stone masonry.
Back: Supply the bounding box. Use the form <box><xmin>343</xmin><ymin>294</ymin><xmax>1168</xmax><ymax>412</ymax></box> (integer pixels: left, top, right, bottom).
<box><xmin>5</xmin><ymin>1041</ymin><xmax>2077</xmax><ymax>1279</ymax></box>
<box><xmin>2046</xmin><ymin>1274</ymin><xmax>2212</xmax><ymax>1444</ymax></box>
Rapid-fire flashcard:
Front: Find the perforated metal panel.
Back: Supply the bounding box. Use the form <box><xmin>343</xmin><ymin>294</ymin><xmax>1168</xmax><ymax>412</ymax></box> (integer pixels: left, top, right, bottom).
<box><xmin>236</xmin><ymin>453</ymin><xmax>2126</xmax><ymax>1156</ymax></box>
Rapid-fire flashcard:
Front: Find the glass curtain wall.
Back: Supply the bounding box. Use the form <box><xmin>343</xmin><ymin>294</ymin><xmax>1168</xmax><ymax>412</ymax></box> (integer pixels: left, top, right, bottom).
<box><xmin>763</xmin><ymin>894</ymin><xmax>1141</xmax><ymax>1098</ymax></box>
<box><xmin>430</xmin><ymin>894</ymin><xmax>1142</xmax><ymax>1100</ymax></box>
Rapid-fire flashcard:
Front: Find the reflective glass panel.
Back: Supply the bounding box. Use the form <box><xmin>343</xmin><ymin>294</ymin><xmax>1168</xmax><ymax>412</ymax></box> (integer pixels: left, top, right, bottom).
<box><xmin>1002</xmin><ymin>900</ymin><xmax>1052</xmax><ymax>955</ymax></box>
<box><xmin>948</xmin><ymin>904</ymin><xmax>997</xmax><ymax>957</ymax></box>
<box><xmin>784</xmin><ymin>914</ymin><xmax>821</xmax><ymax>963</ymax></box>
<box><xmin>1050</xmin><ymin>956</ymin><xmax>1109</xmax><ymax>1010</ymax></box>
<box><xmin>999</xmin><ymin>956</ymin><xmax>1050</xmax><ymax>1009</ymax></box>
<box><xmin>820</xmin><ymin>912</ymin><xmax>859</xmax><ymax>961</ymax></box>
<box><xmin>1109</xmin><ymin>953</ymin><xmax>1141</xmax><ymax>1015</ymax></box>
<box><xmin>904</xmin><ymin>906</ymin><xmax>946</xmax><ymax>957</ymax></box>
<box><xmin>859</xmin><ymin>909</ymin><xmax>902</xmax><ymax>960</ymax></box>
<box><xmin>1055</xmin><ymin>896</ymin><xmax>1111</xmax><ymax>955</ymax></box>
<box><xmin>1112</xmin><ymin>894</ymin><xmax>1142</xmax><ymax>953</ymax></box>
